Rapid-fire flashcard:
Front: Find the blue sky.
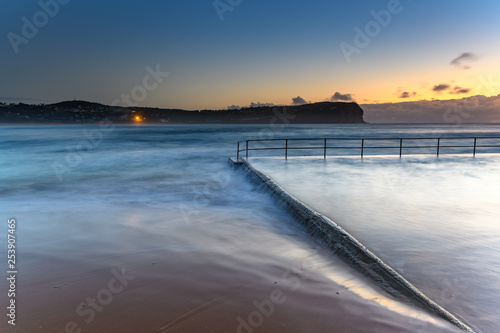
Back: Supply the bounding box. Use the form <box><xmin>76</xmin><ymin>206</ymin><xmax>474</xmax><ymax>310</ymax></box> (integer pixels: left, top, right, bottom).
<box><xmin>1</xmin><ymin>0</ymin><xmax>499</xmax><ymax>112</ymax></box>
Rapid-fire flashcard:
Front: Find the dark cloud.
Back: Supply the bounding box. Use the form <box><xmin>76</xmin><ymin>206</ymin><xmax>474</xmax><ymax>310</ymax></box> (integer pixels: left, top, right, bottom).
<box><xmin>450</xmin><ymin>86</ymin><xmax>471</xmax><ymax>94</ymax></box>
<box><xmin>249</xmin><ymin>102</ymin><xmax>275</xmax><ymax>107</ymax></box>
<box><xmin>331</xmin><ymin>92</ymin><xmax>354</xmax><ymax>102</ymax></box>
<box><xmin>361</xmin><ymin>94</ymin><xmax>500</xmax><ymax>123</ymax></box>
<box><xmin>450</xmin><ymin>52</ymin><xmax>477</xmax><ymax>70</ymax></box>
<box><xmin>432</xmin><ymin>84</ymin><xmax>451</xmax><ymax>92</ymax></box>
<box><xmin>291</xmin><ymin>96</ymin><xmax>307</xmax><ymax>105</ymax></box>
<box><xmin>227</xmin><ymin>102</ymin><xmax>275</xmax><ymax>109</ymax></box>
<box><xmin>399</xmin><ymin>91</ymin><xmax>417</xmax><ymax>99</ymax></box>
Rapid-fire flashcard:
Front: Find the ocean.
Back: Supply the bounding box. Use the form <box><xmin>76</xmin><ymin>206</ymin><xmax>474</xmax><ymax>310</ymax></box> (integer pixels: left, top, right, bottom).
<box><xmin>0</xmin><ymin>124</ymin><xmax>498</xmax><ymax>333</ymax></box>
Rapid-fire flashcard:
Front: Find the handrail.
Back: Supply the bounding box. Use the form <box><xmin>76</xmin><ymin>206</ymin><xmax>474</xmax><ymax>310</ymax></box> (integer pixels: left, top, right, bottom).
<box><xmin>236</xmin><ymin>137</ymin><xmax>500</xmax><ymax>160</ymax></box>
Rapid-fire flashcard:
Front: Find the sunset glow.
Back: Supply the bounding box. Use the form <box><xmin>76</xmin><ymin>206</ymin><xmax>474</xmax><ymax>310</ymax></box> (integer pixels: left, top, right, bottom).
<box><xmin>2</xmin><ymin>1</ymin><xmax>499</xmax><ymax>120</ymax></box>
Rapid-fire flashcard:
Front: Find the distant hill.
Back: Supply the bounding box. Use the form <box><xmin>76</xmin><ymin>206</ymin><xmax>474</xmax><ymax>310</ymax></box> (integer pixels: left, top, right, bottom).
<box><xmin>50</xmin><ymin>100</ymin><xmax>107</xmax><ymax>109</ymax></box>
<box><xmin>0</xmin><ymin>100</ymin><xmax>365</xmax><ymax>124</ymax></box>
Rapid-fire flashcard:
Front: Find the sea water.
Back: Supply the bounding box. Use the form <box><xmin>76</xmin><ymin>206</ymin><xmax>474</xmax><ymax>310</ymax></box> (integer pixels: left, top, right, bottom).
<box><xmin>0</xmin><ymin>123</ymin><xmax>496</xmax><ymax>332</ymax></box>
<box><xmin>250</xmin><ymin>124</ymin><xmax>500</xmax><ymax>333</ymax></box>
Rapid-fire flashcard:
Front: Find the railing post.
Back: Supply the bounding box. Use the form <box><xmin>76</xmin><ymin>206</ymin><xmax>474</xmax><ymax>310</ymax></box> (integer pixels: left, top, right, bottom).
<box><xmin>237</xmin><ymin>142</ymin><xmax>240</xmax><ymax>160</ymax></box>
<box><xmin>361</xmin><ymin>139</ymin><xmax>364</xmax><ymax>158</ymax></box>
<box><xmin>437</xmin><ymin>138</ymin><xmax>440</xmax><ymax>156</ymax></box>
<box><xmin>324</xmin><ymin>139</ymin><xmax>327</xmax><ymax>159</ymax></box>
<box><xmin>473</xmin><ymin>138</ymin><xmax>477</xmax><ymax>157</ymax></box>
<box><xmin>285</xmin><ymin>139</ymin><xmax>288</xmax><ymax>159</ymax></box>
<box><xmin>246</xmin><ymin>141</ymin><xmax>249</xmax><ymax>159</ymax></box>
<box><xmin>399</xmin><ymin>139</ymin><xmax>403</xmax><ymax>157</ymax></box>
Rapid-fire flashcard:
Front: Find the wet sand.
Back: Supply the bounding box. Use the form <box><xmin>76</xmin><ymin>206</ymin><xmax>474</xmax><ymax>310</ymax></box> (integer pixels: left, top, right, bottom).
<box><xmin>2</xmin><ymin>206</ymin><xmax>462</xmax><ymax>333</ymax></box>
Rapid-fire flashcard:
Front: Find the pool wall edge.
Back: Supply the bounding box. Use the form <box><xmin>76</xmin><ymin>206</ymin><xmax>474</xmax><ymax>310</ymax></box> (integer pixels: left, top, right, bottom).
<box><xmin>229</xmin><ymin>157</ymin><xmax>474</xmax><ymax>333</ymax></box>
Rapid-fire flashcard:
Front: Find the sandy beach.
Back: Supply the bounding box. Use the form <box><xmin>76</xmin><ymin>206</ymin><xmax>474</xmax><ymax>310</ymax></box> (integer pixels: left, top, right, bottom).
<box><xmin>4</xmin><ymin>207</ymin><xmax>462</xmax><ymax>333</ymax></box>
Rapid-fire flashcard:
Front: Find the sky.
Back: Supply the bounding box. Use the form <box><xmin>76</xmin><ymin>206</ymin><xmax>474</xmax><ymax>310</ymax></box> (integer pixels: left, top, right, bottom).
<box><xmin>1</xmin><ymin>0</ymin><xmax>500</xmax><ymax>121</ymax></box>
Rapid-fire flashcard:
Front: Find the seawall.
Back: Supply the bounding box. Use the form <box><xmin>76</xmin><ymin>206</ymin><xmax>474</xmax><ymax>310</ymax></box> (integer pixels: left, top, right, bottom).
<box><xmin>229</xmin><ymin>157</ymin><xmax>474</xmax><ymax>332</ymax></box>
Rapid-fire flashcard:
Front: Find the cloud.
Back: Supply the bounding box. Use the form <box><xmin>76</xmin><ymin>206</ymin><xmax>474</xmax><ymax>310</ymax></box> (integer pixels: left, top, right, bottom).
<box><xmin>432</xmin><ymin>84</ymin><xmax>451</xmax><ymax>92</ymax></box>
<box><xmin>399</xmin><ymin>91</ymin><xmax>417</xmax><ymax>99</ymax></box>
<box><xmin>249</xmin><ymin>102</ymin><xmax>275</xmax><ymax>107</ymax></box>
<box><xmin>450</xmin><ymin>86</ymin><xmax>471</xmax><ymax>95</ymax></box>
<box><xmin>291</xmin><ymin>96</ymin><xmax>307</xmax><ymax>105</ymax></box>
<box><xmin>331</xmin><ymin>92</ymin><xmax>354</xmax><ymax>102</ymax></box>
<box><xmin>450</xmin><ymin>52</ymin><xmax>477</xmax><ymax>70</ymax></box>
<box><xmin>432</xmin><ymin>84</ymin><xmax>471</xmax><ymax>94</ymax></box>
<box><xmin>361</xmin><ymin>94</ymin><xmax>500</xmax><ymax>123</ymax></box>
<box><xmin>227</xmin><ymin>102</ymin><xmax>275</xmax><ymax>109</ymax></box>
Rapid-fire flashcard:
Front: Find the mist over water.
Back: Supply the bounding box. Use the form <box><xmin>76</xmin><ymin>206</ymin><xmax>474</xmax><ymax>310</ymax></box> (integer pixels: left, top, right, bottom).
<box><xmin>0</xmin><ymin>124</ymin><xmax>496</xmax><ymax>332</ymax></box>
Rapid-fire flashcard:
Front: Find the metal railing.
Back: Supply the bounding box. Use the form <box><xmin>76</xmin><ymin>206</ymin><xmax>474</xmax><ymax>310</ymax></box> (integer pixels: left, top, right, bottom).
<box><xmin>236</xmin><ymin>137</ymin><xmax>500</xmax><ymax>159</ymax></box>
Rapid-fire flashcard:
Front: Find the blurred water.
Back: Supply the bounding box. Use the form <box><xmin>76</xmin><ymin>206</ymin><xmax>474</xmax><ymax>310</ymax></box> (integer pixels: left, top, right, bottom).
<box><xmin>0</xmin><ymin>123</ymin><xmax>496</xmax><ymax>332</ymax></box>
<box><xmin>250</xmin><ymin>124</ymin><xmax>500</xmax><ymax>333</ymax></box>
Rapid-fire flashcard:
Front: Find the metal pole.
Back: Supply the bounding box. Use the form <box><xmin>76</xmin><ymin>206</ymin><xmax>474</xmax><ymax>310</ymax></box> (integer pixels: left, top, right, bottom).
<box><xmin>437</xmin><ymin>138</ymin><xmax>440</xmax><ymax>156</ymax></box>
<box><xmin>246</xmin><ymin>141</ymin><xmax>248</xmax><ymax>159</ymax></box>
<box><xmin>361</xmin><ymin>139</ymin><xmax>364</xmax><ymax>158</ymax></box>
<box><xmin>399</xmin><ymin>139</ymin><xmax>403</xmax><ymax>157</ymax></box>
<box><xmin>237</xmin><ymin>142</ymin><xmax>240</xmax><ymax>160</ymax></box>
<box><xmin>324</xmin><ymin>139</ymin><xmax>327</xmax><ymax>159</ymax></box>
<box><xmin>285</xmin><ymin>139</ymin><xmax>288</xmax><ymax>159</ymax></box>
<box><xmin>473</xmin><ymin>138</ymin><xmax>477</xmax><ymax>157</ymax></box>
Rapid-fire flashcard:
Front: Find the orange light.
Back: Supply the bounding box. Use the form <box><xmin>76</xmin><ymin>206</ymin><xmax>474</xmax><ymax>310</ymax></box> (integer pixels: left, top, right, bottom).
<box><xmin>134</xmin><ymin>116</ymin><xmax>142</xmax><ymax>122</ymax></box>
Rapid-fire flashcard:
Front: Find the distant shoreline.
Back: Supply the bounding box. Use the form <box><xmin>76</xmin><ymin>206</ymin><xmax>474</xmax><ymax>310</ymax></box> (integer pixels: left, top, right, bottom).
<box><xmin>0</xmin><ymin>100</ymin><xmax>365</xmax><ymax>125</ymax></box>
